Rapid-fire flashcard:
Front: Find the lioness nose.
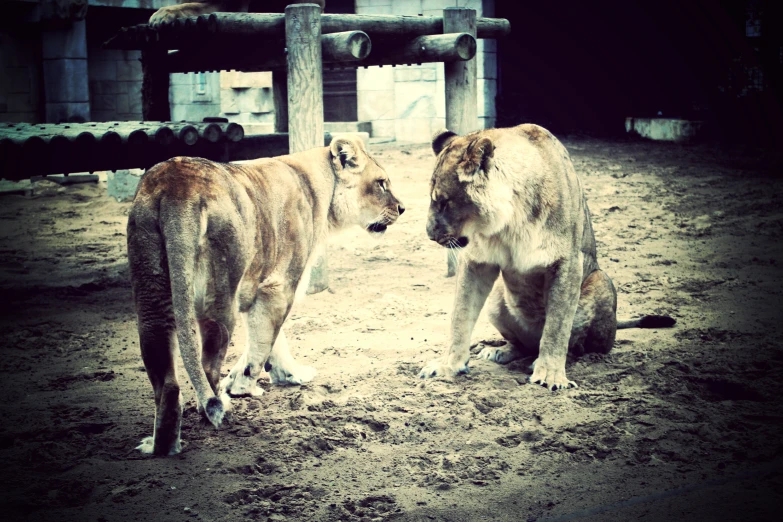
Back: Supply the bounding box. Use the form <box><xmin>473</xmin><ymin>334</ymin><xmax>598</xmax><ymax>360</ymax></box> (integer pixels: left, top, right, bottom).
<box><xmin>398</xmin><ymin>204</ymin><xmax>405</xmax><ymax>215</ymax></box>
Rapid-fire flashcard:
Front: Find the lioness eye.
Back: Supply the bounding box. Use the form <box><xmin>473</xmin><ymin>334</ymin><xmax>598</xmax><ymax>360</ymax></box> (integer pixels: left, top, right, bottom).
<box><xmin>377</xmin><ymin>180</ymin><xmax>386</xmax><ymax>192</ymax></box>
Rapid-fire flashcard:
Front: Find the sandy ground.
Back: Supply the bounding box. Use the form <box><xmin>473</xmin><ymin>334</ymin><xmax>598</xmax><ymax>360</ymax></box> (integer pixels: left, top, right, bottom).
<box><xmin>0</xmin><ymin>136</ymin><xmax>782</xmax><ymax>522</ymax></box>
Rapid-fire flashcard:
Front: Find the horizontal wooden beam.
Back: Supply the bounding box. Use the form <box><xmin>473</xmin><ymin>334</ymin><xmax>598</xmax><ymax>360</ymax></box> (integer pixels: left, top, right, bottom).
<box><xmin>165</xmin><ymin>30</ymin><xmax>371</xmax><ymax>73</ymax></box>
<box><xmin>354</xmin><ymin>32</ymin><xmax>475</xmax><ymax>68</ymax></box>
<box><xmin>103</xmin><ymin>13</ymin><xmax>509</xmax><ymax>50</ymax></box>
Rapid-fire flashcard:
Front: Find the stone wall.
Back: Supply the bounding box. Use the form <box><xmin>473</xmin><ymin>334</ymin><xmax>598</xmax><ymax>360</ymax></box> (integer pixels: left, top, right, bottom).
<box><xmin>0</xmin><ymin>27</ymin><xmax>42</xmax><ymax>123</ymax></box>
<box><xmin>356</xmin><ymin>0</ymin><xmax>497</xmax><ymax>142</ymax></box>
<box><xmin>87</xmin><ymin>49</ymin><xmax>143</xmax><ymax>122</ymax></box>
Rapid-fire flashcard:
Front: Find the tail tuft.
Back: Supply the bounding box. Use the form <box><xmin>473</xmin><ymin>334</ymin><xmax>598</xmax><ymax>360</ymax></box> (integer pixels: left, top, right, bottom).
<box><xmin>637</xmin><ymin>315</ymin><xmax>676</xmax><ymax>328</ymax></box>
<box><xmin>204</xmin><ymin>393</ymin><xmax>231</xmax><ymax>428</ymax></box>
<box><xmin>618</xmin><ymin>314</ymin><xmax>677</xmax><ymax>329</ymax></box>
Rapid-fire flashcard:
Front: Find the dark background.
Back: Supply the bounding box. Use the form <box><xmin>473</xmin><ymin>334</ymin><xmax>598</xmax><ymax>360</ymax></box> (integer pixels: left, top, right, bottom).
<box><xmin>496</xmin><ymin>0</ymin><xmax>783</xmax><ymax>142</ymax></box>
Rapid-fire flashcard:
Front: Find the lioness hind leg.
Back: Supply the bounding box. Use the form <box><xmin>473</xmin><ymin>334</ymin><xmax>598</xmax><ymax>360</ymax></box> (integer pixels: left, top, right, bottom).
<box><xmin>136</xmin><ymin>322</ymin><xmax>182</xmax><ymax>456</ymax></box>
<box><xmin>570</xmin><ymin>269</ymin><xmax>617</xmax><ymax>356</ymax></box>
<box><xmin>267</xmin><ymin>329</ymin><xmax>317</xmax><ymax>385</ymax></box>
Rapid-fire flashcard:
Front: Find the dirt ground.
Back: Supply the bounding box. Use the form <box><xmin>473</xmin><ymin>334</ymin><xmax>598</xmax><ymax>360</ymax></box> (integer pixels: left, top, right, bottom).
<box><xmin>0</xmin><ymin>136</ymin><xmax>782</xmax><ymax>522</ymax></box>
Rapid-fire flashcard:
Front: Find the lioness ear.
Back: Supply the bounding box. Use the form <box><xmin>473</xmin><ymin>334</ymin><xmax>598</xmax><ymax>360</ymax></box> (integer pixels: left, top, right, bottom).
<box><xmin>431</xmin><ymin>128</ymin><xmax>457</xmax><ymax>156</ymax></box>
<box><xmin>330</xmin><ymin>136</ymin><xmax>366</xmax><ymax>173</ymax></box>
<box><xmin>458</xmin><ymin>136</ymin><xmax>494</xmax><ymax>184</ymax></box>
<box><xmin>469</xmin><ymin>136</ymin><xmax>494</xmax><ymax>173</ymax></box>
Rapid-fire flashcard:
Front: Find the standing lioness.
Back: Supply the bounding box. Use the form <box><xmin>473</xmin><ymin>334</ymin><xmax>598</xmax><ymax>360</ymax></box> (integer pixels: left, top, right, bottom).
<box><xmin>128</xmin><ymin>136</ymin><xmax>404</xmax><ymax>455</ymax></box>
<box><xmin>419</xmin><ymin>124</ymin><xmax>672</xmax><ymax>389</ymax></box>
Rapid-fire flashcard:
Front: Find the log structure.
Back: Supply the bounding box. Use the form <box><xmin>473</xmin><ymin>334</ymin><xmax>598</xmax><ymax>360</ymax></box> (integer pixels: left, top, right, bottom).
<box><xmin>0</xmin><ymin>121</ymin><xmax>246</xmax><ymax>180</ymax></box>
<box><xmin>104</xmin><ymin>12</ymin><xmax>510</xmax><ymax>51</ymax></box>
<box><xmin>96</xmin><ymin>7</ymin><xmax>510</xmax><ymax>288</ymax></box>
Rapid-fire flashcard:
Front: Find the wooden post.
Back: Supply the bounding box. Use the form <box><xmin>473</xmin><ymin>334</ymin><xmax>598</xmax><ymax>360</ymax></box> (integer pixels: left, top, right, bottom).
<box><xmin>141</xmin><ymin>49</ymin><xmax>171</xmax><ymax>121</ymax></box>
<box><xmin>443</xmin><ymin>8</ymin><xmax>477</xmax><ymax>277</ymax></box>
<box><xmin>286</xmin><ymin>3</ymin><xmax>328</xmax><ymax>294</ymax></box>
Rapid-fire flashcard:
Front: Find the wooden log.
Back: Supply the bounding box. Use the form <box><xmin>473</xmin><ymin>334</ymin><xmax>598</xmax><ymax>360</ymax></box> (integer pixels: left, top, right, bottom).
<box><xmin>199</xmin><ymin>122</ymin><xmax>222</xmax><ymax>143</ymax></box>
<box><xmin>286</xmin><ymin>3</ymin><xmax>328</xmax><ymax>294</ymax></box>
<box><xmin>165</xmin><ymin>30</ymin><xmax>370</xmax><ymax>73</ymax></box>
<box><xmin>322</xmin><ymin>30</ymin><xmax>372</xmax><ymax>63</ymax></box>
<box><xmin>141</xmin><ymin>49</ymin><xmax>171</xmax><ymax>121</ymax></box>
<box><xmin>273</xmin><ymin>70</ymin><xmax>288</xmax><ymax>133</ymax></box>
<box><xmin>443</xmin><ymin>8</ymin><xmax>478</xmax><ymax>277</ymax></box>
<box><xmin>103</xmin><ymin>13</ymin><xmax>509</xmax><ymax>50</ymax></box>
<box><xmin>356</xmin><ymin>32</ymin><xmax>475</xmax><ymax>68</ymax></box>
<box><xmin>200</xmin><ymin>13</ymin><xmax>508</xmax><ymax>39</ymax></box>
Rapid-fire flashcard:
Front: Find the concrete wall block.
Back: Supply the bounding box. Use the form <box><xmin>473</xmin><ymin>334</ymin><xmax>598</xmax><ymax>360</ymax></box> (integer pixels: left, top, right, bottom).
<box><xmin>89</xmin><ymin>80</ymin><xmax>118</xmax><ymax>96</ymax></box>
<box><xmin>370</xmin><ymin>119</ymin><xmax>395</xmax><ymax>138</ymax></box>
<box><xmin>477</xmin><ymin>51</ymin><xmax>497</xmax><ymax>80</ymax></box>
<box><xmin>92</xmin><ymin>94</ymin><xmax>117</xmax><ymax>112</ymax></box>
<box><xmin>356</xmin><ymin>0</ymin><xmax>392</xmax><ymax>6</ymax></box>
<box><xmin>6</xmin><ymin>68</ymin><xmax>31</xmax><ymax>93</ymax></box>
<box><xmin>391</xmin><ymin>0</ymin><xmax>423</xmax><ymax>15</ymax></box>
<box><xmin>116</xmin><ymin>93</ymin><xmax>130</xmax><ymax>114</ymax></box>
<box><xmin>7</xmin><ymin>92</ymin><xmax>37</xmax><ymax>112</ymax></box>
<box><xmin>478</xmin><ymin>78</ymin><xmax>497</xmax><ymax>118</ymax></box>
<box><xmin>107</xmin><ymin>169</ymin><xmax>144</xmax><ymax>203</ymax></box>
<box><xmin>220</xmin><ymin>71</ymin><xmax>272</xmax><ymax>89</ymax></box>
<box><xmin>479</xmin><ymin>116</ymin><xmax>496</xmax><ymax>129</ymax></box>
<box><xmin>434</xmin><ymin>79</ymin><xmax>446</xmax><ymax>118</ymax></box>
<box><xmin>430</xmin><ymin>116</ymin><xmax>447</xmax><ymax>135</ymax></box>
<box><xmin>42</xmin><ymin>20</ymin><xmax>87</xmax><ymax>59</ymax></box>
<box><xmin>46</xmin><ymin>102</ymin><xmax>90</xmax><ymax>123</ymax></box>
<box><xmin>356</xmin><ymin>5</ymin><xmax>393</xmax><ymax>14</ymax></box>
<box><xmin>170</xmin><ymin>72</ymin><xmax>193</xmax><ymax>86</ymax></box>
<box><xmin>394</xmin><ymin>68</ymin><xmax>423</xmax><ymax>82</ymax></box>
<box><xmin>423</xmin><ymin>0</ymin><xmax>460</xmax><ymax>10</ymax></box>
<box><xmin>358</xmin><ymin>90</ymin><xmax>395</xmax><ymax>121</ymax></box>
<box><xmin>357</xmin><ymin>66</ymin><xmax>394</xmax><ymax>90</ymax></box>
<box><xmin>477</xmin><ymin>39</ymin><xmax>498</xmax><ymax>53</ymax></box>
<box><xmin>88</xmin><ymin>59</ymin><xmax>117</xmax><ymax>82</ymax></box>
<box><xmin>90</xmin><ymin>49</ymin><xmax>123</xmax><ymax>62</ymax></box>
<box><xmin>116</xmin><ymin>59</ymin><xmax>142</xmax><ymax>82</ymax></box>
<box><xmin>128</xmin><ymin>82</ymin><xmax>142</xmax><ymax>114</ymax></box>
<box><xmin>43</xmin><ymin>59</ymin><xmax>89</xmax><ymax>103</ymax></box>
<box><xmin>395</xmin><ymin>118</ymin><xmax>435</xmax><ymax>143</ymax></box>
<box><xmin>91</xmin><ymin>110</ymin><xmax>113</xmax><ymax>122</ymax></box>
<box><xmin>394</xmin><ymin>81</ymin><xmax>436</xmax><ymax>119</ymax></box>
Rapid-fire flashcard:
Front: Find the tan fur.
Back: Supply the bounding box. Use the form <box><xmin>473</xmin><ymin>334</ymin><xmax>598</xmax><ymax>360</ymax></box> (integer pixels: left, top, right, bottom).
<box><xmin>149</xmin><ymin>0</ymin><xmax>326</xmax><ymax>26</ymax></box>
<box><xmin>128</xmin><ymin>136</ymin><xmax>403</xmax><ymax>455</ymax></box>
<box><xmin>419</xmin><ymin>124</ymin><xmax>617</xmax><ymax>390</ymax></box>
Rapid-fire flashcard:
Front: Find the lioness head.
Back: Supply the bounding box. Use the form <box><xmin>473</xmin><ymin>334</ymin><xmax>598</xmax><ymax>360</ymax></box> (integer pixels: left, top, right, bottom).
<box><xmin>426</xmin><ymin>129</ymin><xmax>505</xmax><ymax>248</ymax></box>
<box><xmin>329</xmin><ymin>136</ymin><xmax>405</xmax><ymax>234</ymax></box>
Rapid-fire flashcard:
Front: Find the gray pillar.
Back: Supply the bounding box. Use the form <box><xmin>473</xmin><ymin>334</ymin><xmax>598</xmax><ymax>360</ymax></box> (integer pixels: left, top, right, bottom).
<box><xmin>42</xmin><ymin>19</ymin><xmax>90</xmax><ymax>123</ymax></box>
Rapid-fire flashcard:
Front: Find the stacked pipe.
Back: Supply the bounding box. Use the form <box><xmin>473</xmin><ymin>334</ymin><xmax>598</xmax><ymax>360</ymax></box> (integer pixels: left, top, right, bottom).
<box><xmin>0</xmin><ymin>121</ymin><xmax>244</xmax><ymax>180</ymax></box>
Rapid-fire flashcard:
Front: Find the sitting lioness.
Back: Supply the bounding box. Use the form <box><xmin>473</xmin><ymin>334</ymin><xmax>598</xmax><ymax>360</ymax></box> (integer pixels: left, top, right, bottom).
<box><xmin>148</xmin><ymin>0</ymin><xmax>325</xmax><ymax>26</ymax></box>
<box><xmin>127</xmin><ymin>136</ymin><xmax>404</xmax><ymax>455</ymax></box>
<box><xmin>419</xmin><ymin>124</ymin><xmax>673</xmax><ymax>389</ymax></box>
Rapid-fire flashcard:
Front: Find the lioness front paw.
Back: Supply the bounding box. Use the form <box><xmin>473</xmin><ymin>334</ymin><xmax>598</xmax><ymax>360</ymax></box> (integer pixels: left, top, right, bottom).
<box><xmin>418</xmin><ymin>358</ymin><xmax>469</xmax><ymax>379</ymax></box>
<box><xmin>220</xmin><ymin>360</ymin><xmax>265</xmax><ymax>398</ymax></box>
<box><xmin>528</xmin><ymin>358</ymin><xmax>577</xmax><ymax>391</ymax></box>
<box><xmin>477</xmin><ymin>343</ymin><xmax>522</xmax><ymax>364</ymax></box>
<box><xmin>268</xmin><ymin>363</ymin><xmax>317</xmax><ymax>386</ymax></box>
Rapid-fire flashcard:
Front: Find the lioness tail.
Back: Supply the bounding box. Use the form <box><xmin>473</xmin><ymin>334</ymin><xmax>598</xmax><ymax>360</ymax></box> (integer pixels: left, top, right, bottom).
<box><xmin>617</xmin><ymin>315</ymin><xmax>676</xmax><ymax>329</ymax></box>
<box><xmin>160</xmin><ymin>198</ymin><xmax>229</xmax><ymax>429</ymax></box>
